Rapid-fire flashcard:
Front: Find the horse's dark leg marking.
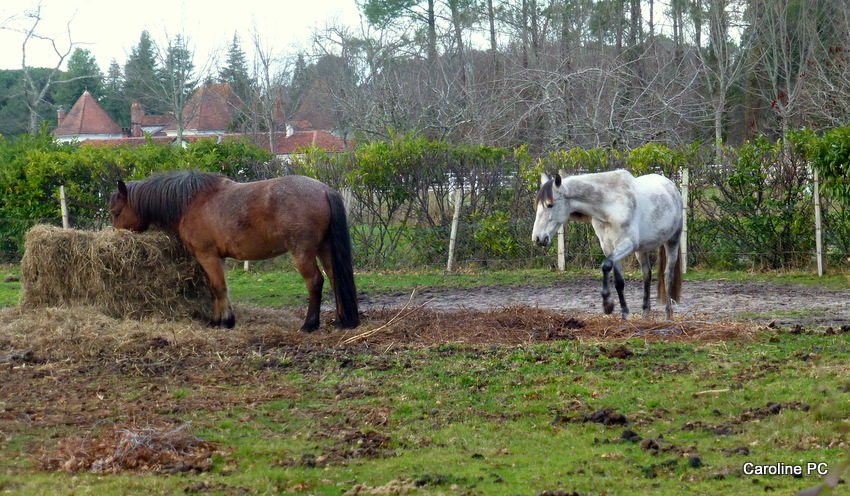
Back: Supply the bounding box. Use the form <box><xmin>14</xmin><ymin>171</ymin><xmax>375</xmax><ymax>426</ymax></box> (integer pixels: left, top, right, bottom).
<box><xmin>293</xmin><ymin>252</ymin><xmax>324</xmax><ymax>333</ymax></box>
<box><xmin>637</xmin><ymin>251</ymin><xmax>652</xmax><ymax>317</ymax></box>
<box><xmin>196</xmin><ymin>254</ymin><xmax>235</xmax><ymax>328</ymax></box>
<box><xmin>601</xmin><ymin>239</ymin><xmax>636</xmax><ymax>318</ymax></box>
<box><xmin>601</xmin><ymin>258</ymin><xmax>615</xmax><ymax>315</ymax></box>
<box><xmin>317</xmin><ymin>245</ymin><xmax>343</xmax><ymax>328</ymax></box>
<box><xmin>663</xmin><ymin>241</ymin><xmax>680</xmax><ymax>319</ymax></box>
<box><xmin>612</xmin><ymin>261</ymin><xmax>629</xmax><ymax>319</ymax></box>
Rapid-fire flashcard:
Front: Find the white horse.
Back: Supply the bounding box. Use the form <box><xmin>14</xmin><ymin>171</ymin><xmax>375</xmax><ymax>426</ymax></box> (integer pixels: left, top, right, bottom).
<box><xmin>532</xmin><ymin>169</ymin><xmax>683</xmax><ymax>319</ymax></box>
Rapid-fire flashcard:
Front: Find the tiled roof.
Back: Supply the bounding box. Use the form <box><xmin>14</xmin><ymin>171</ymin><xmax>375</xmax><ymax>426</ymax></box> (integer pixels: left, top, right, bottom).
<box><xmin>53</xmin><ymin>91</ymin><xmax>122</xmax><ymax>136</ymax></box>
<box><xmin>290</xmin><ymin>79</ymin><xmax>336</xmax><ymax>131</ymax></box>
<box><xmin>82</xmin><ymin>134</ymin><xmax>242</xmax><ymax>148</ymax></box>
<box><xmin>80</xmin><ymin>130</ymin><xmax>349</xmax><ymax>156</ymax></box>
<box><xmin>59</xmin><ymin>82</ymin><xmax>348</xmax><ymax>156</ymax></box>
<box><xmin>252</xmin><ymin>130</ymin><xmax>348</xmax><ymax>154</ymax></box>
<box><xmin>162</xmin><ymin>83</ymin><xmax>241</xmax><ymax>132</ymax></box>
<box><xmin>140</xmin><ymin>114</ymin><xmax>172</xmax><ymax>126</ymax></box>
<box><xmin>82</xmin><ymin>136</ymin><xmax>176</xmax><ymax>147</ymax></box>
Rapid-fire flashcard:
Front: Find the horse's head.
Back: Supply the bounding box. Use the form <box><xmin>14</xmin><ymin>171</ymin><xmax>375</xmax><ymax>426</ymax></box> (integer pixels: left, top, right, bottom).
<box><xmin>532</xmin><ymin>173</ymin><xmax>567</xmax><ymax>248</ymax></box>
<box><xmin>109</xmin><ymin>180</ymin><xmax>149</xmax><ymax>232</ymax></box>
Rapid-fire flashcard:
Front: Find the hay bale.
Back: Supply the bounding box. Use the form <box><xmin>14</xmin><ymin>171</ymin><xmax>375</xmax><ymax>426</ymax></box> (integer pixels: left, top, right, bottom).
<box><xmin>19</xmin><ymin>225</ymin><xmax>211</xmax><ymax>320</ymax></box>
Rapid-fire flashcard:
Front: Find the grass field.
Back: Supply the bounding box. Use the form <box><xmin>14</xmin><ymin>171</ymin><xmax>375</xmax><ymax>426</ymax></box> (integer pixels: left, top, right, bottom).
<box><xmin>1</xmin><ymin>265</ymin><xmax>849</xmax><ymax>495</ymax></box>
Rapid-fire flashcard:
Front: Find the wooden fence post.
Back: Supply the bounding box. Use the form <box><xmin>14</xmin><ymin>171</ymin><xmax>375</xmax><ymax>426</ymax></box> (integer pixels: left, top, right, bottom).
<box><xmin>446</xmin><ymin>188</ymin><xmax>462</xmax><ymax>272</ymax></box>
<box><xmin>814</xmin><ymin>168</ymin><xmax>823</xmax><ymax>276</ymax></box>
<box><xmin>557</xmin><ymin>225</ymin><xmax>565</xmax><ymax>272</ymax></box>
<box><xmin>342</xmin><ymin>187</ymin><xmax>352</xmax><ymax>215</ymax></box>
<box><xmin>59</xmin><ymin>186</ymin><xmax>70</xmax><ymax>229</ymax></box>
<box><xmin>681</xmin><ymin>167</ymin><xmax>689</xmax><ymax>274</ymax></box>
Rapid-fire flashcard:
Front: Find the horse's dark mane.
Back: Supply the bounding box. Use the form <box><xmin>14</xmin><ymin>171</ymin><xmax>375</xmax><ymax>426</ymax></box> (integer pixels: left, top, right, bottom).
<box><xmin>127</xmin><ymin>170</ymin><xmax>225</xmax><ymax>228</ymax></box>
<box><xmin>535</xmin><ymin>179</ymin><xmax>555</xmax><ymax>208</ymax></box>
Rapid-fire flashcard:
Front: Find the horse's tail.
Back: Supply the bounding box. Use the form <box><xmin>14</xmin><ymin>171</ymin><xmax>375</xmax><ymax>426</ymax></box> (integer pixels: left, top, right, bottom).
<box><xmin>326</xmin><ymin>189</ymin><xmax>360</xmax><ymax>328</ymax></box>
<box><xmin>656</xmin><ymin>244</ymin><xmax>683</xmax><ymax>304</ymax></box>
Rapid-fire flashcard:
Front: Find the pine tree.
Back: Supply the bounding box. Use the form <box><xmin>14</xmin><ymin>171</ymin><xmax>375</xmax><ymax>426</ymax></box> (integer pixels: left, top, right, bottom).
<box><xmin>158</xmin><ymin>34</ymin><xmax>199</xmax><ymax>140</ymax></box>
<box><xmin>53</xmin><ymin>48</ymin><xmax>103</xmax><ymax>109</ymax></box>
<box><xmin>159</xmin><ymin>34</ymin><xmax>195</xmax><ymax>105</ymax></box>
<box><xmin>218</xmin><ymin>33</ymin><xmax>252</xmax><ymax>103</ymax></box>
<box><xmin>102</xmin><ymin>60</ymin><xmax>128</xmax><ymax>127</ymax></box>
<box><xmin>124</xmin><ymin>31</ymin><xmax>164</xmax><ymax>114</ymax></box>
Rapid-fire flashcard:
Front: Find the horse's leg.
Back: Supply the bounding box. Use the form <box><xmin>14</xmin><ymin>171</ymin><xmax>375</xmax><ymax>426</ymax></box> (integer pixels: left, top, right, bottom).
<box><xmin>663</xmin><ymin>241</ymin><xmax>681</xmax><ymax>319</ymax></box>
<box><xmin>292</xmin><ymin>251</ymin><xmax>324</xmax><ymax>333</ymax></box>
<box><xmin>612</xmin><ymin>261</ymin><xmax>629</xmax><ymax>319</ymax></box>
<box><xmin>637</xmin><ymin>251</ymin><xmax>652</xmax><ymax>317</ymax></box>
<box><xmin>600</xmin><ymin>239</ymin><xmax>636</xmax><ymax>319</ymax></box>
<box><xmin>195</xmin><ymin>254</ymin><xmax>235</xmax><ymax>328</ymax></box>
<box><xmin>317</xmin><ymin>245</ymin><xmax>342</xmax><ymax>327</ymax></box>
<box><xmin>601</xmin><ymin>259</ymin><xmax>615</xmax><ymax>315</ymax></box>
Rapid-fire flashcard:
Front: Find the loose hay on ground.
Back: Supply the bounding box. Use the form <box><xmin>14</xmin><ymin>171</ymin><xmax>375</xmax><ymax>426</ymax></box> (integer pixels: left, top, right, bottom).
<box><xmin>0</xmin><ymin>304</ymin><xmax>755</xmax><ymax>370</ymax></box>
<box><xmin>0</xmin><ymin>304</ymin><xmax>757</xmax><ymax>451</ymax></box>
<box><xmin>19</xmin><ymin>225</ymin><xmax>211</xmax><ymax>320</ymax></box>
<box><xmin>340</xmin><ymin>306</ymin><xmax>756</xmax><ymax>347</ymax></box>
<box><xmin>38</xmin><ymin>421</ymin><xmax>220</xmax><ymax>474</ymax></box>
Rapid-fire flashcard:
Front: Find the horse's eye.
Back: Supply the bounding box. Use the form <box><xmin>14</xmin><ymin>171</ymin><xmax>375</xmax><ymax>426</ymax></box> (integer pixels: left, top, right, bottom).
<box><xmin>547</xmin><ymin>203</ymin><xmax>554</xmax><ymax>209</ymax></box>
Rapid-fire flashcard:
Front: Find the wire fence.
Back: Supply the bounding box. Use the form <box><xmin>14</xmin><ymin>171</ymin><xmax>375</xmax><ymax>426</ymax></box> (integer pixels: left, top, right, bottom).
<box><xmin>3</xmin><ymin>139</ymin><xmax>850</xmax><ymax>273</ymax></box>
<box><xmin>3</xmin><ymin>180</ymin><xmax>848</xmax><ymax>275</ymax></box>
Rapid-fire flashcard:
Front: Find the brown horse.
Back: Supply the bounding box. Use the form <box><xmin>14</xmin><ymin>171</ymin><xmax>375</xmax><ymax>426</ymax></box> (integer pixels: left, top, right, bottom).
<box><xmin>108</xmin><ymin>170</ymin><xmax>359</xmax><ymax>332</ymax></box>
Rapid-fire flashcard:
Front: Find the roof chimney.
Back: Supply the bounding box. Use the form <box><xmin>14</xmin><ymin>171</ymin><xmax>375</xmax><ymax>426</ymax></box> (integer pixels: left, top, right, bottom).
<box><xmin>57</xmin><ymin>107</ymin><xmax>66</xmax><ymax>127</ymax></box>
<box><xmin>131</xmin><ymin>102</ymin><xmax>144</xmax><ymax>138</ymax></box>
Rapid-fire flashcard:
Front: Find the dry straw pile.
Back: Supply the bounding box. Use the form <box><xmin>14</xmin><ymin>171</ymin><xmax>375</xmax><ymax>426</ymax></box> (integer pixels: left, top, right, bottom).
<box><xmin>19</xmin><ymin>225</ymin><xmax>210</xmax><ymax>320</ymax></box>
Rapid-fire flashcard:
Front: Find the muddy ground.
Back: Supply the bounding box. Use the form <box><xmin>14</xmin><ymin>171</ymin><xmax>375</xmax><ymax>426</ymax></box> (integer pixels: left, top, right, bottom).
<box><xmin>359</xmin><ymin>277</ymin><xmax>850</xmax><ymax>329</ymax></box>
<box><xmin>0</xmin><ymin>276</ymin><xmax>847</xmax><ymax>486</ymax></box>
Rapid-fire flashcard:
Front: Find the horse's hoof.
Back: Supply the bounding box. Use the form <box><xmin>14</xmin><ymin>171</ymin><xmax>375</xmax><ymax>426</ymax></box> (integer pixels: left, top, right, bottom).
<box><xmin>621</xmin><ymin>312</ymin><xmax>629</xmax><ymax>320</ymax></box>
<box><xmin>603</xmin><ymin>301</ymin><xmax>615</xmax><ymax>315</ymax></box>
<box><xmin>222</xmin><ymin>314</ymin><xmax>236</xmax><ymax>329</ymax></box>
<box><xmin>298</xmin><ymin>325</ymin><xmax>318</xmax><ymax>333</ymax></box>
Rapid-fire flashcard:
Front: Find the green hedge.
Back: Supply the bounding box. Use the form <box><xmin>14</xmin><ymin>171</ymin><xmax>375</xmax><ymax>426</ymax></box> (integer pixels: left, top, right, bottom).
<box><xmin>0</xmin><ymin>131</ymin><xmax>270</xmax><ymax>259</ymax></box>
<box><xmin>2</xmin><ymin>128</ymin><xmax>849</xmax><ymax>271</ymax></box>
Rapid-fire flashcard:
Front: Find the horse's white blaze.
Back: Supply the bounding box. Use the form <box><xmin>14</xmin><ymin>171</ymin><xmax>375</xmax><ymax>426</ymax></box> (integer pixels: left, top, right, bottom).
<box><xmin>531</xmin><ymin>202</ymin><xmax>562</xmax><ymax>247</ymax></box>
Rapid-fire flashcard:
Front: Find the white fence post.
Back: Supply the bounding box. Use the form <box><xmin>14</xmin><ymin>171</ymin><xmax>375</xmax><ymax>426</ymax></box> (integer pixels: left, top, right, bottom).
<box><xmin>446</xmin><ymin>188</ymin><xmax>462</xmax><ymax>272</ymax></box>
<box><xmin>342</xmin><ymin>187</ymin><xmax>352</xmax><ymax>215</ymax></box>
<box><xmin>557</xmin><ymin>225</ymin><xmax>565</xmax><ymax>272</ymax></box>
<box><xmin>59</xmin><ymin>185</ymin><xmax>70</xmax><ymax>229</ymax></box>
<box><xmin>681</xmin><ymin>167</ymin><xmax>689</xmax><ymax>274</ymax></box>
<box><xmin>814</xmin><ymin>168</ymin><xmax>823</xmax><ymax>276</ymax></box>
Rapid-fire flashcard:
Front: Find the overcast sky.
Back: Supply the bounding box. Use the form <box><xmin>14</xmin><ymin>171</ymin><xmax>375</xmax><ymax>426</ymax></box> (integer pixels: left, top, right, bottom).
<box><xmin>0</xmin><ymin>0</ymin><xmax>363</xmax><ymax>72</ymax></box>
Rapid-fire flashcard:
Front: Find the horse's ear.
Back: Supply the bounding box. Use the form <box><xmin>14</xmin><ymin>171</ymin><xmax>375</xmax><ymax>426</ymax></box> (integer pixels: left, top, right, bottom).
<box><xmin>117</xmin><ymin>180</ymin><xmax>128</xmax><ymax>198</ymax></box>
<box><xmin>540</xmin><ymin>173</ymin><xmax>550</xmax><ymax>187</ymax></box>
<box><xmin>554</xmin><ymin>174</ymin><xmax>562</xmax><ymax>188</ymax></box>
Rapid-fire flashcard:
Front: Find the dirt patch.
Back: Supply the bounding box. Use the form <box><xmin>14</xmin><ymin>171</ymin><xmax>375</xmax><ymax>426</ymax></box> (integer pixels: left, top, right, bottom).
<box><xmin>0</xmin><ymin>277</ymin><xmax>840</xmax><ymax>477</ymax></box>
<box><xmin>0</xmin><ymin>303</ymin><xmax>752</xmax><ymax>457</ymax></box>
<box><xmin>360</xmin><ymin>278</ymin><xmax>850</xmax><ymax>329</ymax></box>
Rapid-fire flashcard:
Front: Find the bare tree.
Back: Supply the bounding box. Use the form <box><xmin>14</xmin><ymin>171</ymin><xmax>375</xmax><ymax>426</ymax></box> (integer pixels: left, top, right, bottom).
<box><xmin>696</xmin><ymin>0</ymin><xmax>752</xmax><ymax>162</ymax></box>
<box><xmin>248</xmin><ymin>30</ymin><xmax>290</xmax><ymax>156</ymax></box>
<box><xmin>2</xmin><ymin>2</ymin><xmax>81</xmax><ymax>133</ymax></box>
<box><xmin>152</xmin><ymin>32</ymin><xmax>215</xmax><ymax>142</ymax></box>
<box><xmin>799</xmin><ymin>0</ymin><xmax>850</xmax><ymax>128</ymax></box>
<box><xmin>748</xmin><ymin>0</ymin><xmax>822</xmax><ymax>141</ymax></box>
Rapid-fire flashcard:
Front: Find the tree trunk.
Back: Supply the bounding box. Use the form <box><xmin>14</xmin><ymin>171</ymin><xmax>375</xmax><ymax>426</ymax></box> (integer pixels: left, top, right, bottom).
<box><xmin>427</xmin><ymin>0</ymin><xmax>438</xmax><ymax>63</ymax></box>
<box><xmin>487</xmin><ymin>0</ymin><xmax>498</xmax><ymax>70</ymax></box>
